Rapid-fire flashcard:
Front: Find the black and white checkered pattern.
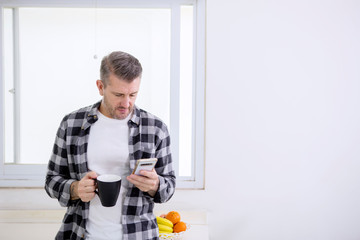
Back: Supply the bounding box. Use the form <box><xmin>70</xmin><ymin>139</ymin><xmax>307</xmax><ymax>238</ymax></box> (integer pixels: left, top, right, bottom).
<box><xmin>45</xmin><ymin>101</ymin><xmax>176</xmax><ymax>240</ymax></box>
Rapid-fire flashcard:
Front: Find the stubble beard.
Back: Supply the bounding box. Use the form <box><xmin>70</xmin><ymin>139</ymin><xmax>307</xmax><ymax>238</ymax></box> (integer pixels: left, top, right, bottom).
<box><xmin>103</xmin><ymin>98</ymin><xmax>131</xmax><ymax>120</ymax></box>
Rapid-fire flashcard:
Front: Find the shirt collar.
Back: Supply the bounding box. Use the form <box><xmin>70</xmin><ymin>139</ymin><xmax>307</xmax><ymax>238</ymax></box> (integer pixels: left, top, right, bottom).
<box><xmin>88</xmin><ymin>101</ymin><xmax>140</xmax><ymax>126</ymax></box>
<box><xmin>129</xmin><ymin>105</ymin><xmax>141</xmax><ymax>126</ymax></box>
<box><xmin>89</xmin><ymin>101</ymin><xmax>101</xmax><ymax>118</ymax></box>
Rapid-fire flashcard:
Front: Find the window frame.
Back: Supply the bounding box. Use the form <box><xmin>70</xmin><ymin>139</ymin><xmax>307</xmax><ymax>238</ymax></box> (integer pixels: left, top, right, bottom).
<box><xmin>0</xmin><ymin>0</ymin><xmax>205</xmax><ymax>189</ymax></box>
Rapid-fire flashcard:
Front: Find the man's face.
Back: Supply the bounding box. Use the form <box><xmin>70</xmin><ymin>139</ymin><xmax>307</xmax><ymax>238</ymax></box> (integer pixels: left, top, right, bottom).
<box><xmin>96</xmin><ymin>74</ymin><xmax>140</xmax><ymax>120</ymax></box>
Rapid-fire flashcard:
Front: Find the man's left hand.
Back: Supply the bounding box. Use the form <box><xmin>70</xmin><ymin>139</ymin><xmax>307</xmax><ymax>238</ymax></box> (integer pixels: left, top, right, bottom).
<box><xmin>127</xmin><ymin>169</ymin><xmax>160</xmax><ymax>197</ymax></box>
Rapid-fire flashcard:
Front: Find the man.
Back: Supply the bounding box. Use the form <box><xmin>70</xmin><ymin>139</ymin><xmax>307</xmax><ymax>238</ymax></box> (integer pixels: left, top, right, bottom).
<box><xmin>45</xmin><ymin>51</ymin><xmax>176</xmax><ymax>240</ymax></box>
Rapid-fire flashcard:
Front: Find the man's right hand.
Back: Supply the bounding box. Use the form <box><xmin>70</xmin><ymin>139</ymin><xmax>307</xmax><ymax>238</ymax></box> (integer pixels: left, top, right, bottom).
<box><xmin>70</xmin><ymin>171</ymin><xmax>98</xmax><ymax>202</ymax></box>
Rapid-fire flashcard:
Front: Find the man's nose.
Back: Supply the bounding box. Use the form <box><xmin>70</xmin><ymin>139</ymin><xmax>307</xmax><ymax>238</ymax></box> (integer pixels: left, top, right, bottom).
<box><xmin>121</xmin><ymin>96</ymin><xmax>131</xmax><ymax>107</ymax></box>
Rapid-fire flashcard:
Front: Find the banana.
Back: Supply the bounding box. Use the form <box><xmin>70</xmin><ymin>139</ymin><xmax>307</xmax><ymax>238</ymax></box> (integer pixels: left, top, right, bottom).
<box><xmin>158</xmin><ymin>224</ymin><xmax>173</xmax><ymax>233</ymax></box>
<box><xmin>156</xmin><ymin>216</ymin><xmax>174</xmax><ymax>228</ymax></box>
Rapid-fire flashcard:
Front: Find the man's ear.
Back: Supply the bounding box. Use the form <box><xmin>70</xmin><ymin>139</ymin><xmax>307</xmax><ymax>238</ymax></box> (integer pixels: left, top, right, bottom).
<box><xmin>96</xmin><ymin>80</ymin><xmax>104</xmax><ymax>96</ymax></box>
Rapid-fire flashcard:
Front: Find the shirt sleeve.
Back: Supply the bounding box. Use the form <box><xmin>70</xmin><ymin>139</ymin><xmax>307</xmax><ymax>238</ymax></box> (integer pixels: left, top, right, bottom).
<box><xmin>152</xmin><ymin>127</ymin><xmax>176</xmax><ymax>203</ymax></box>
<box><xmin>44</xmin><ymin>116</ymin><xmax>78</xmax><ymax>207</ymax></box>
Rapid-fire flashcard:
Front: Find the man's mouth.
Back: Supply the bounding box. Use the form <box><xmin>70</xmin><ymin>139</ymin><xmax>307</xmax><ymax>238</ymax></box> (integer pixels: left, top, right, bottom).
<box><xmin>117</xmin><ymin>107</ymin><xmax>127</xmax><ymax>113</ymax></box>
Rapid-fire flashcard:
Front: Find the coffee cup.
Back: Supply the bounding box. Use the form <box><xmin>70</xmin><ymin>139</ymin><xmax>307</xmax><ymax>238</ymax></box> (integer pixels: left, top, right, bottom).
<box><xmin>95</xmin><ymin>174</ymin><xmax>121</xmax><ymax>207</ymax></box>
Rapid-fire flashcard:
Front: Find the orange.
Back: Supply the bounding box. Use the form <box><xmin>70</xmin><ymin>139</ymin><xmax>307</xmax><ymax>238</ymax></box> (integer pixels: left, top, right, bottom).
<box><xmin>165</xmin><ymin>211</ymin><xmax>181</xmax><ymax>224</ymax></box>
<box><xmin>173</xmin><ymin>221</ymin><xmax>187</xmax><ymax>233</ymax></box>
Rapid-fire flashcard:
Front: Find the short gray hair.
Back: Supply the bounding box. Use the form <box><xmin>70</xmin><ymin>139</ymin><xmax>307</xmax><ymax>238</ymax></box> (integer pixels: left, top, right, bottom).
<box><xmin>100</xmin><ymin>51</ymin><xmax>142</xmax><ymax>86</ymax></box>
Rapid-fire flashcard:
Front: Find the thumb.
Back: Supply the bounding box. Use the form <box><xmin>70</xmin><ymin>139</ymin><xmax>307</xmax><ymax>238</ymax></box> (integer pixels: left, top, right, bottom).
<box><xmin>86</xmin><ymin>171</ymin><xmax>98</xmax><ymax>179</ymax></box>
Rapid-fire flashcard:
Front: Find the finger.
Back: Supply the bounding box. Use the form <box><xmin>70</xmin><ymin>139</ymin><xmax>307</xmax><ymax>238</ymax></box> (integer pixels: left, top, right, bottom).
<box><xmin>139</xmin><ymin>169</ymin><xmax>157</xmax><ymax>178</ymax></box>
<box><xmin>127</xmin><ymin>175</ymin><xmax>153</xmax><ymax>190</ymax></box>
<box><xmin>84</xmin><ymin>185</ymin><xmax>96</xmax><ymax>193</ymax></box>
<box><xmin>82</xmin><ymin>192</ymin><xmax>96</xmax><ymax>202</ymax></box>
<box><xmin>127</xmin><ymin>175</ymin><xmax>146</xmax><ymax>187</ymax></box>
<box><xmin>129</xmin><ymin>173</ymin><xmax>152</xmax><ymax>183</ymax></box>
<box><xmin>82</xmin><ymin>179</ymin><xmax>96</xmax><ymax>186</ymax></box>
<box><xmin>128</xmin><ymin>181</ymin><xmax>147</xmax><ymax>192</ymax></box>
<box><xmin>86</xmin><ymin>171</ymin><xmax>98</xmax><ymax>179</ymax></box>
<box><xmin>127</xmin><ymin>174</ymin><xmax>141</xmax><ymax>184</ymax></box>
<box><xmin>139</xmin><ymin>170</ymin><xmax>152</xmax><ymax>177</ymax></box>
<box><xmin>78</xmin><ymin>179</ymin><xmax>95</xmax><ymax>191</ymax></box>
<box><xmin>88</xmin><ymin>192</ymin><xmax>95</xmax><ymax>199</ymax></box>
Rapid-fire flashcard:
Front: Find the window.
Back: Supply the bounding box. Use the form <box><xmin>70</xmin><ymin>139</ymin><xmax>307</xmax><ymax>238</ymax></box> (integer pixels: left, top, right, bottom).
<box><xmin>0</xmin><ymin>0</ymin><xmax>205</xmax><ymax>188</ymax></box>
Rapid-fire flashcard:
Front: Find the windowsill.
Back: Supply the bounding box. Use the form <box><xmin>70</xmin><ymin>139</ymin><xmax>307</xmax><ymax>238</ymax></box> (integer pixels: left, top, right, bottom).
<box><xmin>0</xmin><ymin>179</ymin><xmax>204</xmax><ymax>189</ymax></box>
<box><xmin>0</xmin><ymin>188</ymin><xmax>207</xmax><ymax>210</ymax></box>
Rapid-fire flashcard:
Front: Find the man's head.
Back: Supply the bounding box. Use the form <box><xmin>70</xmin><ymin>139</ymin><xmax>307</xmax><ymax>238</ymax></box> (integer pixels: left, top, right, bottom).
<box><xmin>96</xmin><ymin>51</ymin><xmax>142</xmax><ymax>120</ymax></box>
<box><xmin>100</xmin><ymin>51</ymin><xmax>142</xmax><ymax>86</ymax></box>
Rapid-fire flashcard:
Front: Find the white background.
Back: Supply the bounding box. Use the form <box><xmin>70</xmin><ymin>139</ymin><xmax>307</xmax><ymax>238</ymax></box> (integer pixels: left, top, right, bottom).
<box><xmin>169</xmin><ymin>0</ymin><xmax>360</xmax><ymax>239</ymax></box>
<box><xmin>205</xmin><ymin>0</ymin><xmax>360</xmax><ymax>239</ymax></box>
<box><xmin>1</xmin><ymin>0</ymin><xmax>360</xmax><ymax>239</ymax></box>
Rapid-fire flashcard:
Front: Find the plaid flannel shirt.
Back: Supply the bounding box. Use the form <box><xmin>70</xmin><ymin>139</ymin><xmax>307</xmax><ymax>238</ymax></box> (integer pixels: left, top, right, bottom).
<box><xmin>45</xmin><ymin>101</ymin><xmax>176</xmax><ymax>240</ymax></box>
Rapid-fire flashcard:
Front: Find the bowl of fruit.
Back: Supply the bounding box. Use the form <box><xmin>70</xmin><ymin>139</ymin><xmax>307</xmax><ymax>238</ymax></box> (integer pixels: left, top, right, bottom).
<box><xmin>156</xmin><ymin>211</ymin><xmax>190</xmax><ymax>240</ymax></box>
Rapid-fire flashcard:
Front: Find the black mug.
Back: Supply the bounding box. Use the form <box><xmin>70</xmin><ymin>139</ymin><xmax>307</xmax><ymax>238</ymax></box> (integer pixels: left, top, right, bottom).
<box><xmin>95</xmin><ymin>174</ymin><xmax>122</xmax><ymax>207</ymax></box>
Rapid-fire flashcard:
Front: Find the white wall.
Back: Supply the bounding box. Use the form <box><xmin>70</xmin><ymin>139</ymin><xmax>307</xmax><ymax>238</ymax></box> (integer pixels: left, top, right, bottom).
<box><xmin>203</xmin><ymin>0</ymin><xmax>360</xmax><ymax>239</ymax></box>
<box><xmin>2</xmin><ymin>1</ymin><xmax>360</xmax><ymax>240</ymax></box>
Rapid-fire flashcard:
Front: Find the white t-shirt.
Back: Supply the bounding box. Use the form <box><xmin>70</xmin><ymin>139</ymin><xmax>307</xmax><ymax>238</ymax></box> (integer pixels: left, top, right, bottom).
<box><xmin>85</xmin><ymin>110</ymin><xmax>132</xmax><ymax>240</ymax></box>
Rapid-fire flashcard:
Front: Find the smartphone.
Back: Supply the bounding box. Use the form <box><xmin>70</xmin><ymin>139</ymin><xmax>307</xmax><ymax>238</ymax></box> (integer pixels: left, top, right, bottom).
<box><xmin>132</xmin><ymin>158</ymin><xmax>158</xmax><ymax>175</ymax></box>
